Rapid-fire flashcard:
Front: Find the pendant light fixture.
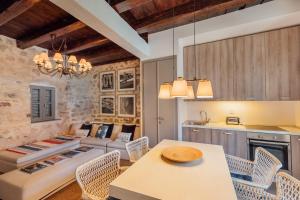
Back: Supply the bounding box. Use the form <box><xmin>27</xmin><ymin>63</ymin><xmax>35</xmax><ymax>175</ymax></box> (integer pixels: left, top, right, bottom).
<box><xmin>158</xmin><ymin>0</ymin><xmax>213</xmax><ymax>99</ymax></box>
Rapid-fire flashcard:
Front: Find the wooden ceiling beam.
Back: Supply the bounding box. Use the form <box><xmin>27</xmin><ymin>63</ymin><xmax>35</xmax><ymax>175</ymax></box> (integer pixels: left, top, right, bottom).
<box><xmin>65</xmin><ymin>37</ymin><xmax>110</xmax><ymax>54</ymax></box>
<box><xmin>136</xmin><ymin>0</ymin><xmax>258</xmax><ymax>34</ymax></box>
<box><xmin>0</xmin><ymin>0</ymin><xmax>41</xmax><ymax>26</ymax></box>
<box><xmin>93</xmin><ymin>56</ymin><xmax>137</xmax><ymax>66</ymax></box>
<box><xmin>85</xmin><ymin>47</ymin><xmax>131</xmax><ymax>62</ymax></box>
<box><xmin>114</xmin><ymin>0</ymin><xmax>153</xmax><ymax>13</ymax></box>
<box><xmin>17</xmin><ymin>21</ymin><xmax>86</xmax><ymax>49</ymax></box>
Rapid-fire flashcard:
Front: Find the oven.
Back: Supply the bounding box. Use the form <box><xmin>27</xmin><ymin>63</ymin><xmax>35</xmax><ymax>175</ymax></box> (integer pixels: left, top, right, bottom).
<box><xmin>247</xmin><ymin>132</ymin><xmax>291</xmax><ymax>172</ymax></box>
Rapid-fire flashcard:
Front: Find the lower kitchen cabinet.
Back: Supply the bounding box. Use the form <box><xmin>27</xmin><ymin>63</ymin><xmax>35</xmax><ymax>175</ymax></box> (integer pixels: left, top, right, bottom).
<box><xmin>211</xmin><ymin>130</ymin><xmax>247</xmax><ymax>159</ymax></box>
<box><xmin>291</xmin><ymin>135</ymin><xmax>300</xmax><ymax>180</ymax></box>
<box><xmin>183</xmin><ymin>128</ymin><xmax>212</xmax><ymax>144</ymax></box>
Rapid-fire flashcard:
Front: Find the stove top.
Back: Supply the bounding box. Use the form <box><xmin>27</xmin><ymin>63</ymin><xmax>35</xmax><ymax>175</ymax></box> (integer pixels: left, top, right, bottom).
<box><xmin>245</xmin><ymin>125</ymin><xmax>286</xmax><ymax>132</ymax></box>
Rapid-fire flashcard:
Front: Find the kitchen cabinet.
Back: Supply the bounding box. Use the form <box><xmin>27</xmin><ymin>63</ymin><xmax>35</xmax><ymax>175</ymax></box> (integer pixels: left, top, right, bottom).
<box><xmin>233</xmin><ymin>33</ymin><xmax>266</xmax><ymax>100</ymax></box>
<box><xmin>291</xmin><ymin>135</ymin><xmax>300</xmax><ymax>180</ymax></box>
<box><xmin>211</xmin><ymin>130</ymin><xmax>247</xmax><ymax>159</ymax></box>
<box><xmin>182</xmin><ymin>127</ymin><xmax>212</xmax><ymax>144</ymax></box>
<box><xmin>195</xmin><ymin>39</ymin><xmax>234</xmax><ymax>100</ymax></box>
<box><xmin>183</xmin><ymin>25</ymin><xmax>300</xmax><ymax>101</ymax></box>
<box><xmin>265</xmin><ymin>26</ymin><xmax>300</xmax><ymax>100</ymax></box>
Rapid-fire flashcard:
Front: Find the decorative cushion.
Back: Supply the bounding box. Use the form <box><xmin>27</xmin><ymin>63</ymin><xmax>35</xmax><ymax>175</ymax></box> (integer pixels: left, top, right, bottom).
<box><xmin>116</xmin><ymin>132</ymin><xmax>132</xmax><ymax>143</ymax></box>
<box><xmin>231</xmin><ymin>172</ymin><xmax>253</xmax><ymax>182</ymax></box>
<box><xmin>80</xmin><ymin>123</ymin><xmax>92</xmax><ymax>136</ymax></box>
<box><xmin>76</xmin><ymin>129</ymin><xmax>90</xmax><ymax>137</ymax></box>
<box><xmin>103</xmin><ymin>124</ymin><xmax>114</xmax><ymax>138</ymax></box>
<box><xmin>121</xmin><ymin>124</ymin><xmax>136</xmax><ymax>141</ymax></box>
<box><xmin>95</xmin><ymin>125</ymin><xmax>109</xmax><ymax>139</ymax></box>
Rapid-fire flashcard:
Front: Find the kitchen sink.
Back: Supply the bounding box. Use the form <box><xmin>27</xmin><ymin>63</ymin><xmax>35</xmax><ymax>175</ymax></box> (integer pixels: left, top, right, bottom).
<box><xmin>185</xmin><ymin>121</ymin><xmax>208</xmax><ymax>126</ymax></box>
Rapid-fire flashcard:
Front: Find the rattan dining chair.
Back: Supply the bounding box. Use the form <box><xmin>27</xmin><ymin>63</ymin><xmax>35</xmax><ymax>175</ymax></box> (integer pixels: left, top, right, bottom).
<box><xmin>226</xmin><ymin>147</ymin><xmax>282</xmax><ymax>190</ymax></box>
<box><xmin>233</xmin><ymin>172</ymin><xmax>300</xmax><ymax>200</ymax></box>
<box><xmin>76</xmin><ymin>150</ymin><xmax>122</xmax><ymax>200</ymax></box>
<box><xmin>125</xmin><ymin>136</ymin><xmax>149</xmax><ymax>163</ymax></box>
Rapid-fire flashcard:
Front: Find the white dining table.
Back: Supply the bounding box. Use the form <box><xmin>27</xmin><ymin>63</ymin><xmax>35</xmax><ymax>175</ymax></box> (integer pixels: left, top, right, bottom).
<box><xmin>109</xmin><ymin>139</ymin><xmax>237</xmax><ymax>200</ymax></box>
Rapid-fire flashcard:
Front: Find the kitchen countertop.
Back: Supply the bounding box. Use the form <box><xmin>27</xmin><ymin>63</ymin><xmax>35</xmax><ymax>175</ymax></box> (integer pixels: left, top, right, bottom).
<box><xmin>182</xmin><ymin>121</ymin><xmax>300</xmax><ymax>136</ymax></box>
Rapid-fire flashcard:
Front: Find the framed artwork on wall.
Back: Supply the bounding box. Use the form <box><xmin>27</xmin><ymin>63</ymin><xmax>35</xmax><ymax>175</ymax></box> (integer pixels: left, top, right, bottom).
<box><xmin>117</xmin><ymin>68</ymin><xmax>135</xmax><ymax>91</ymax></box>
<box><xmin>118</xmin><ymin>95</ymin><xmax>135</xmax><ymax>117</ymax></box>
<box><xmin>100</xmin><ymin>96</ymin><xmax>115</xmax><ymax>116</ymax></box>
<box><xmin>100</xmin><ymin>71</ymin><xmax>115</xmax><ymax>92</ymax></box>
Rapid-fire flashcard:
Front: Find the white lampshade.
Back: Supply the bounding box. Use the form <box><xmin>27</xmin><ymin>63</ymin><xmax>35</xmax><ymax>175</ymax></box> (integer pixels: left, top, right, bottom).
<box><xmin>68</xmin><ymin>55</ymin><xmax>77</xmax><ymax>64</ymax></box>
<box><xmin>196</xmin><ymin>80</ymin><xmax>213</xmax><ymax>98</ymax></box>
<box><xmin>40</xmin><ymin>52</ymin><xmax>49</xmax><ymax>62</ymax></box>
<box><xmin>33</xmin><ymin>54</ymin><xmax>40</xmax><ymax>64</ymax></box>
<box><xmin>171</xmin><ymin>77</ymin><xmax>188</xmax><ymax>97</ymax></box>
<box><xmin>158</xmin><ymin>83</ymin><xmax>173</xmax><ymax>99</ymax></box>
<box><xmin>53</xmin><ymin>53</ymin><xmax>63</xmax><ymax>62</ymax></box>
<box><xmin>185</xmin><ymin>85</ymin><xmax>195</xmax><ymax>99</ymax></box>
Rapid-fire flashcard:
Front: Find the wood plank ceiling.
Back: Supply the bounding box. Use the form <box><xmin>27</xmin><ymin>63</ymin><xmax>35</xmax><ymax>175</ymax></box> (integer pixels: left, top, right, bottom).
<box><xmin>0</xmin><ymin>0</ymin><xmax>272</xmax><ymax>66</ymax></box>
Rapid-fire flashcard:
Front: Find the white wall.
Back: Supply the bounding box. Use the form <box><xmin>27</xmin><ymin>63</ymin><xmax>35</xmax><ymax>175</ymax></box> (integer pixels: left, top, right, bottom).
<box><xmin>143</xmin><ymin>0</ymin><xmax>300</xmax><ymax>140</ymax></box>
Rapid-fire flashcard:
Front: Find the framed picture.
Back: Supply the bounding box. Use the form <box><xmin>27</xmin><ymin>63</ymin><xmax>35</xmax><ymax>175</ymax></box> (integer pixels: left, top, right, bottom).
<box><xmin>100</xmin><ymin>96</ymin><xmax>115</xmax><ymax>116</ymax></box>
<box><xmin>100</xmin><ymin>71</ymin><xmax>115</xmax><ymax>92</ymax></box>
<box><xmin>118</xmin><ymin>68</ymin><xmax>135</xmax><ymax>91</ymax></box>
<box><xmin>118</xmin><ymin>95</ymin><xmax>135</xmax><ymax>117</ymax></box>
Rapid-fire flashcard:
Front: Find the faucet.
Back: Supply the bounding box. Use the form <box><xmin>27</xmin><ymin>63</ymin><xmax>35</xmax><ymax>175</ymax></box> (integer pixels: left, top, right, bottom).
<box><xmin>199</xmin><ymin>111</ymin><xmax>210</xmax><ymax>125</ymax></box>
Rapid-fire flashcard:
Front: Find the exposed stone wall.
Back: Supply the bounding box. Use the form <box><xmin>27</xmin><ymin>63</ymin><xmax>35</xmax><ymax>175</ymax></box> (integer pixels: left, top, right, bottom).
<box><xmin>0</xmin><ymin>35</ymin><xmax>141</xmax><ymax>150</ymax></box>
<box><xmin>0</xmin><ymin>35</ymin><xmax>72</xmax><ymax>149</ymax></box>
<box><xmin>89</xmin><ymin>60</ymin><xmax>141</xmax><ymax>125</ymax></box>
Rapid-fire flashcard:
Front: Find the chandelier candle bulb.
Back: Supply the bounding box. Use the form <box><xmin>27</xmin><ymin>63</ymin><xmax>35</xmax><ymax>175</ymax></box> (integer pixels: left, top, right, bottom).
<box><xmin>53</xmin><ymin>53</ymin><xmax>63</xmax><ymax>62</ymax></box>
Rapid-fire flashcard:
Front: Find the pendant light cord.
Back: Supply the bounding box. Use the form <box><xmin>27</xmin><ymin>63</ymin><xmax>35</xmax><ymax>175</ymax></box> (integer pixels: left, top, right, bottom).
<box><xmin>193</xmin><ymin>0</ymin><xmax>196</xmax><ymax>80</ymax></box>
<box><xmin>172</xmin><ymin>6</ymin><xmax>175</xmax><ymax>79</ymax></box>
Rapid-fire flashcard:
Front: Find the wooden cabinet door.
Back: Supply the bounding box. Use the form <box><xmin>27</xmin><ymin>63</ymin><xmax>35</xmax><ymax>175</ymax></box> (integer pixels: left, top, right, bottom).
<box><xmin>182</xmin><ymin>127</ymin><xmax>212</xmax><ymax>144</ymax></box>
<box><xmin>183</xmin><ymin>46</ymin><xmax>196</xmax><ymax>80</ymax></box>
<box><xmin>233</xmin><ymin>33</ymin><xmax>266</xmax><ymax>100</ymax></box>
<box><xmin>291</xmin><ymin>135</ymin><xmax>300</xmax><ymax>180</ymax></box>
<box><xmin>196</xmin><ymin>40</ymin><xmax>234</xmax><ymax>100</ymax></box>
<box><xmin>212</xmin><ymin>130</ymin><xmax>247</xmax><ymax>159</ymax></box>
<box><xmin>265</xmin><ymin>26</ymin><xmax>300</xmax><ymax>100</ymax></box>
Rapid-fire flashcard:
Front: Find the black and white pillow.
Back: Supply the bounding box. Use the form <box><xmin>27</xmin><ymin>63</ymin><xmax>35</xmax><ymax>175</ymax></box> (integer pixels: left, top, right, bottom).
<box><xmin>116</xmin><ymin>132</ymin><xmax>132</xmax><ymax>143</ymax></box>
<box><xmin>95</xmin><ymin>125</ymin><xmax>109</xmax><ymax>139</ymax></box>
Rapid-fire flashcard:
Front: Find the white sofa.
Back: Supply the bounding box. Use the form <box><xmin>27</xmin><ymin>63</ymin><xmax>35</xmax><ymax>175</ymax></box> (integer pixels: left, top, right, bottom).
<box><xmin>0</xmin><ymin>137</ymin><xmax>80</xmax><ymax>173</ymax></box>
<box><xmin>77</xmin><ymin>122</ymin><xmax>141</xmax><ymax>160</ymax></box>
<box><xmin>0</xmin><ymin>148</ymin><xmax>104</xmax><ymax>200</ymax></box>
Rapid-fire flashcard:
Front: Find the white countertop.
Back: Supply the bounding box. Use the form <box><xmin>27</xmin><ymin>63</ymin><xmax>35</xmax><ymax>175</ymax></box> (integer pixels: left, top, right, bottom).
<box><xmin>110</xmin><ymin>140</ymin><xmax>237</xmax><ymax>200</ymax></box>
<box><xmin>182</xmin><ymin>121</ymin><xmax>300</xmax><ymax>136</ymax></box>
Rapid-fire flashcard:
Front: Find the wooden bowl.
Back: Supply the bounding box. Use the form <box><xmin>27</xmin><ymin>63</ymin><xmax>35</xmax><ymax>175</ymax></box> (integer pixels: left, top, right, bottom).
<box><xmin>161</xmin><ymin>146</ymin><xmax>203</xmax><ymax>163</ymax></box>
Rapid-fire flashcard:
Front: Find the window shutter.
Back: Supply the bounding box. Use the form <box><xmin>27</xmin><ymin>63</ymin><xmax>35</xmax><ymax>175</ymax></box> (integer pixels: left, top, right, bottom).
<box><xmin>31</xmin><ymin>86</ymin><xmax>56</xmax><ymax>123</ymax></box>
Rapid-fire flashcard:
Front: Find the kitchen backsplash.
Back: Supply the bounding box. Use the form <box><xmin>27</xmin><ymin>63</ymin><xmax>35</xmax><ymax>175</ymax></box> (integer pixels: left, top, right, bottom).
<box><xmin>182</xmin><ymin>101</ymin><xmax>300</xmax><ymax>126</ymax></box>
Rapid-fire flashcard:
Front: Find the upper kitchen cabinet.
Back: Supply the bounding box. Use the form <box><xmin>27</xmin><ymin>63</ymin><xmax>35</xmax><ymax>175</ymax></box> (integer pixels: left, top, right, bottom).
<box><xmin>183</xmin><ymin>46</ymin><xmax>196</xmax><ymax>80</ymax></box>
<box><xmin>196</xmin><ymin>39</ymin><xmax>234</xmax><ymax>100</ymax></box>
<box><xmin>265</xmin><ymin>26</ymin><xmax>300</xmax><ymax>100</ymax></box>
<box><xmin>233</xmin><ymin>33</ymin><xmax>266</xmax><ymax>100</ymax></box>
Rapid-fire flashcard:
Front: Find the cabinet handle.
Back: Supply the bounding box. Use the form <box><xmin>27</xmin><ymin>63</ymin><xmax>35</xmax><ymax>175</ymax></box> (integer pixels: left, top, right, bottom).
<box><xmin>192</xmin><ymin>129</ymin><xmax>200</xmax><ymax>132</ymax></box>
<box><xmin>224</xmin><ymin>132</ymin><xmax>233</xmax><ymax>135</ymax></box>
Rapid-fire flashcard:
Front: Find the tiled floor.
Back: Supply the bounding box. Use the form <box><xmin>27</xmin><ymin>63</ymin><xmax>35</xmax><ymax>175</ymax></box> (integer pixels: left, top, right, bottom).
<box><xmin>46</xmin><ymin>160</ymin><xmax>131</xmax><ymax>200</ymax></box>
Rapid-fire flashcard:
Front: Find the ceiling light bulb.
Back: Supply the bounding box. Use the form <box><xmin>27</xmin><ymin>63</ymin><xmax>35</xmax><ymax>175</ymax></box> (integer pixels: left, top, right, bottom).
<box><xmin>197</xmin><ymin>80</ymin><xmax>214</xmax><ymax>99</ymax></box>
<box><xmin>171</xmin><ymin>77</ymin><xmax>188</xmax><ymax>97</ymax></box>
